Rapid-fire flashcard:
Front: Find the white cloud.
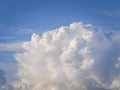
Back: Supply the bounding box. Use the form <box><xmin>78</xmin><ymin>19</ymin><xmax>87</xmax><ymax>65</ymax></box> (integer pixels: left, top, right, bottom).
<box><xmin>110</xmin><ymin>76</ymin><xmax>120</xmax><ymax>89</ymax></box>
<box><xmin>13</xmin><ymin>22</ymin><xmax>120</xmax><ymax>90</ymax></box>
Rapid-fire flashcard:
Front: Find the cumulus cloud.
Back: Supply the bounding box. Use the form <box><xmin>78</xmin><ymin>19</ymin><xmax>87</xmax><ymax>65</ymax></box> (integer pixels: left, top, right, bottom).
<box><xmin>14</xmin><ymin>22</ymin><xmax>120</xmax><ymax>90</ymax></box>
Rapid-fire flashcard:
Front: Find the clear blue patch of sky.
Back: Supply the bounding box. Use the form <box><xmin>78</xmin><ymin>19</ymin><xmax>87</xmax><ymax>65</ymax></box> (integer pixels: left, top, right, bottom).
<box><xmin>0</xmin><ymin>0</ymin><xmax>120</xmax><ymax>34</ymax></box>
<box><xmin>0</xmin><ymin>51</ymin><xmax>17</xmax><ymax>63</ymax></box>
<box><xmin>0</xmin><ymin>0</ymin><xmax>119</xmax><ymax>42</ymax></box>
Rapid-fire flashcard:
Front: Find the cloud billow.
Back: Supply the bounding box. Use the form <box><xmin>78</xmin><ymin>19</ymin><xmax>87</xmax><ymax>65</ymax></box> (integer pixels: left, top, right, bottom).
<box><xmin>14</xmin><ymin>22</ymin><xmax>120</xmax><ymax>90</ymax></box>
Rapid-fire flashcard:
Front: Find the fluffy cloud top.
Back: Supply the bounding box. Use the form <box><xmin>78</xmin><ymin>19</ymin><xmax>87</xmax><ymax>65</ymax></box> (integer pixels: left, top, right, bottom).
<box><xmin>14</xmin><ymin>22</ymin><xmax>120</xmax><ymax>90</ymax></box>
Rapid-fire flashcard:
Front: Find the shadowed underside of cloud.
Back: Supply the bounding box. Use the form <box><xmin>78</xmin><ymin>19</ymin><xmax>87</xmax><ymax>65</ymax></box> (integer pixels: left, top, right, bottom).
<box><xmin>14</xmin><ymin>22</ymin><xmax>120</xmax><ymax>90</ymax></box>
<box><xmin>0</xmin><ymin>69</ymin><xmax>14</xmax><ymax>90</ymax></box>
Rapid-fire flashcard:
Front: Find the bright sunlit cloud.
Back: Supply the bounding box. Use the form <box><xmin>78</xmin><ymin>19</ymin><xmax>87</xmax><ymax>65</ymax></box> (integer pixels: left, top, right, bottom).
<box><xmin>12</xmin><ymin>22</ymin><xmax>120</xmax><ymax>90</ymax></box>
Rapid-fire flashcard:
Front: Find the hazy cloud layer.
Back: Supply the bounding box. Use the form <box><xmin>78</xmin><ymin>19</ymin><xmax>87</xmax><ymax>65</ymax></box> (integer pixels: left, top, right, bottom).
<box><xmin>14</xmin><ymin>22</ymin><xmax>120</xmax><ymax>90</ymax></box>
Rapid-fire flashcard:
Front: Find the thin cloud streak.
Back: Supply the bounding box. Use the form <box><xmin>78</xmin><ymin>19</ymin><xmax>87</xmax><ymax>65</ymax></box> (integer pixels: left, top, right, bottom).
<box><xmin>18</xmin><ymin>28</ymin><xmax>34</xmax><ymax>34</ymax></box>
<box><xmin>0</xmin><ymin>36</ymin><xmax>15</xmax><ymax>40</ymax></box>
<box><xmin>0</xmin><ymin>42</ymin><xmax>23</xmax><ymax>51</ymax></box>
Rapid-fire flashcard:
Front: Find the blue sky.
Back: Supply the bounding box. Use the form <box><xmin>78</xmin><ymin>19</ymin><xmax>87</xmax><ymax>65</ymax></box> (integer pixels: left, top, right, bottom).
<box><xmin>0</xmin><ymin>0</ymin><xmax>120</xmax><ymax>41</ymax></box>
<box><xmin>0</xmin><ymin>0</ymin><xmax>120</xmax><ymax>83</ymax></box>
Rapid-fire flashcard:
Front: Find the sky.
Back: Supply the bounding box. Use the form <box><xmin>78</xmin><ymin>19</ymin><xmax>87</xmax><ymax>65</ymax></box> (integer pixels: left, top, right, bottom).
<box><xmin>0</xmin><ymin>0</ymin><xmax>120</xmax><ymax>89</ymax></box>
<box><xmin>0</xmin><ymin>0</ymin><xmax>120</xmax><ymax>39</ymax></box>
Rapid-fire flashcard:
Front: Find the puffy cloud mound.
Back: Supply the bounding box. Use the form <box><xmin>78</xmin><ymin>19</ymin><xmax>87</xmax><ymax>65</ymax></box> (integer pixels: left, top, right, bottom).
<box><xmin>14</xmin><ymin>22</ymin><xmax>120</xmax><ymax>90</ymax></box>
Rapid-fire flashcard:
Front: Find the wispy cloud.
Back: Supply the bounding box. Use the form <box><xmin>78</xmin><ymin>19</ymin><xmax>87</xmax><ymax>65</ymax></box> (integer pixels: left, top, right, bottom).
<box><xmin>0</xmin><ymin>42</ymin><xmax>23</xmax><ymax>51</ymax></box>
<box><xmin>0</xmin><ymin>36</ymin><xmax>15</xmax><ymax>40</ymax></box>
<box><xmin>104</xmin><ymin>10</ymin><xmax>120</xmax><ymax>17</ymax></box>
<box><xmin>18</xmin><ymin>28</ymin><xmax>34</xmax><ymax>34</ymax></box>
<box><xmin>109</xmin><ymin>10</ymin><xmax>120</xmax><ymax>17</ymax></box>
